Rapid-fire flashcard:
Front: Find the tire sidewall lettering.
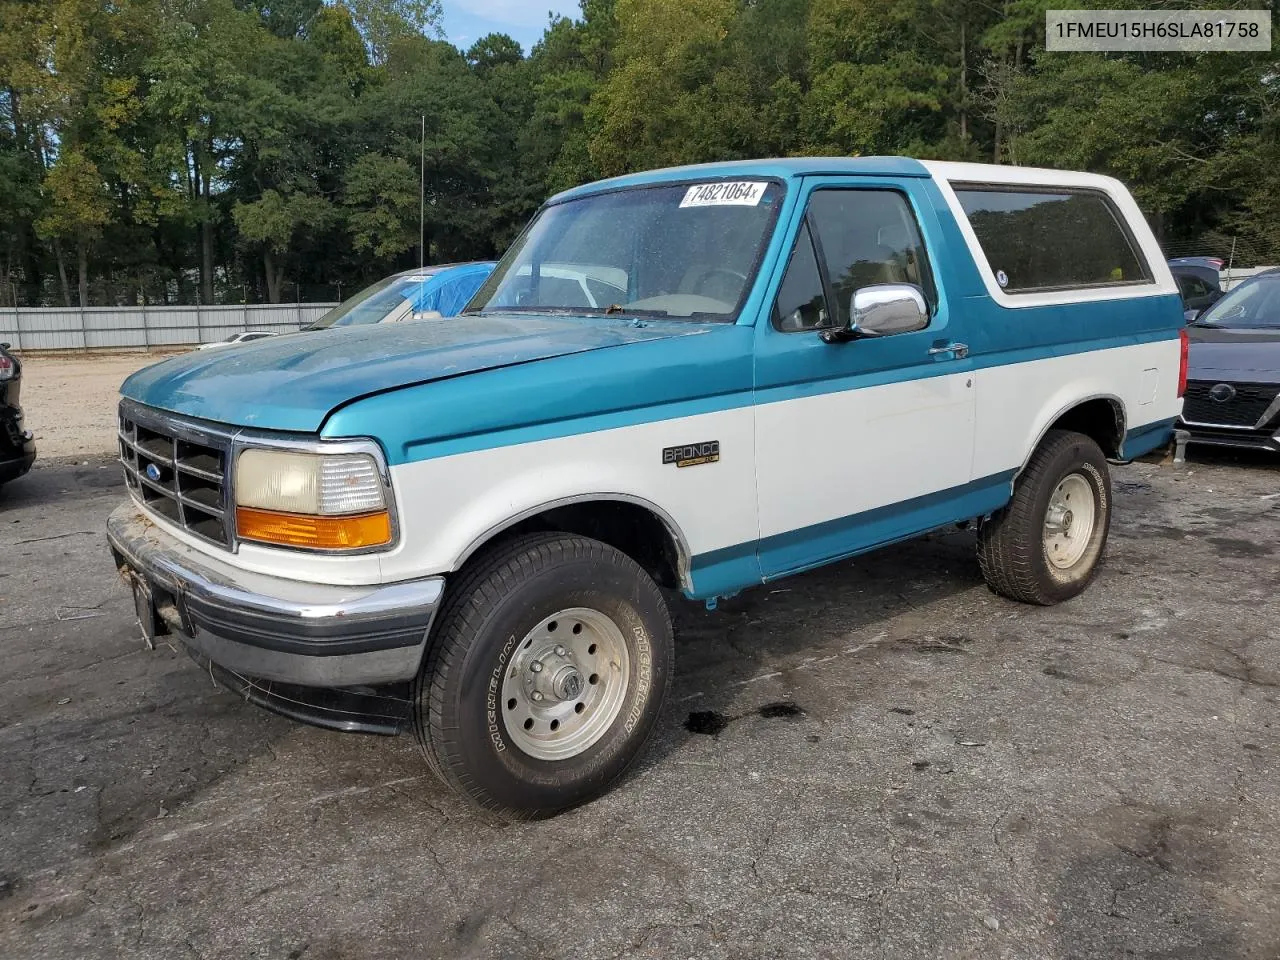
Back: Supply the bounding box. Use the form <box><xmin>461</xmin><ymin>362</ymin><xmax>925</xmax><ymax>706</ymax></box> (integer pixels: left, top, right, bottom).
<box><xmin>486</xmin><ymin>633</ymin><xmax>518</xmax><ymax>753</ymax></box>
<box><xmin>1079</xmin><ymin>460</ymin><xmax>1108</xmax><ymax>512</ymax></box>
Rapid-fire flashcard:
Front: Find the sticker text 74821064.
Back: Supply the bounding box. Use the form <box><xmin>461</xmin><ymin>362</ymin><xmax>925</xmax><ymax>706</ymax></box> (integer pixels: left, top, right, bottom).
<box><xmin>679</xmin><ymin>182</ymin><xmax>767</xmax><ymax>209</ymax></box>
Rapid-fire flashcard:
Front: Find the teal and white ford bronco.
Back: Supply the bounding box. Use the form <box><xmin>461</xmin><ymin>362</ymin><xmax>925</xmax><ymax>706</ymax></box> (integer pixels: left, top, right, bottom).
<box><xmin>108</xmin><ymin>158</ymin><xmax>1186</xmax><ymax>817</ymax></box>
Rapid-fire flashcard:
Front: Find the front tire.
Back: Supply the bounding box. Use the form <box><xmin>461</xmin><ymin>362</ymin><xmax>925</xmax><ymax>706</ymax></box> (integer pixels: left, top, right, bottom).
<box><xmin>978</xmin><ymin>429</ymin><xmax>1112</xmax><ymax>605</ymax></box>
<box><xmin>412</xmin><ymin>532</ymin><xmax>673</xmax><ymax>819</ymax></box>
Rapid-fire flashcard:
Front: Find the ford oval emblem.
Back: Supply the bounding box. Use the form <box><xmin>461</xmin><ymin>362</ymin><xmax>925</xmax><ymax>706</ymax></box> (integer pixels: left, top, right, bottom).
<box><xmin>1209</xmin><ymin>383</ymin><xmax>1236</xmax><ymax>403</ymax></box>
<box><xmin>145</xmin><ymin>463</ymin><xmax>163</xmax><ymax>482</ymax></box>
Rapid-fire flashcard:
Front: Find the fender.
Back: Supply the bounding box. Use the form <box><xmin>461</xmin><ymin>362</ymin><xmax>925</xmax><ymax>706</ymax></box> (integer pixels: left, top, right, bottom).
<box><xmin>454</xmin><ymin>492</ymin><xmax>695</xmax><ymax>588</ymax></box>
<box><xmin>377</xmin><ymin>400</ymin><xmax>757</xmax><ymax>587</ymax></box>
<box><xmin>1015</xmin><ymin>393</ymin><xmax>1127</xmax><ymax>481</ymax></box>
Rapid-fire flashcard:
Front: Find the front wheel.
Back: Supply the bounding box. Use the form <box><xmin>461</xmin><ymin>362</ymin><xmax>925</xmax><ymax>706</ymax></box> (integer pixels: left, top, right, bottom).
<box><xmin>412</xmin><ymin>532</ymin><xmax>674</xmax><ymax>819</ymax></box>
<box><xmin>978</xmin><ymin>429</ymin><xmax>1112</xmax><ymax>605</ymax></box>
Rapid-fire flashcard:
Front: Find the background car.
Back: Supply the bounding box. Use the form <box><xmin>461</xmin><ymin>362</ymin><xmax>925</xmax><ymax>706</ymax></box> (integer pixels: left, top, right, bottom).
<box><xmin>1181</xmin><ymin>268</ymin><xmax>1280</xmax><ymax>453</ymax></box>
<box><xmin>0</xmin><ymin>343</ymin><xmax>36</xmax><ymax>486</ymax></box>
<box><xmin>1168</xmin><ymin>259</ymin><xmax>1224</xmax><ymax>321</ymax></box>
<box><xmin>197</xmin><ymin>331</ymin><xmax>279</xmax><ymax>350</ymax></box>
<box><xmin>306</xmin><ymin>261</ymin><xmax>496</xmax><ymax>330</ymax></box>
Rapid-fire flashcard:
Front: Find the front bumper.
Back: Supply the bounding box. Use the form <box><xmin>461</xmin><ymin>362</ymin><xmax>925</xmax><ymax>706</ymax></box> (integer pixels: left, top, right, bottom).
<box><xmin>1180</xmin><ymin>419</ymin><xmax>1280</xmax><ymax>453</ymax></box>
<box><xmin>106</xmin><ymin>502</ymin><xmax>444</xmax><ymax>732</ymax></box>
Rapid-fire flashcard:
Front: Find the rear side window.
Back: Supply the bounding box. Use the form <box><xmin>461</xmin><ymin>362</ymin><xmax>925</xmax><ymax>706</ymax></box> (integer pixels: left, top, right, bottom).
<box><xmin>954</xmin><ymin>186</ymin><xmax>1151</xmax><ymax>294</ymax></box>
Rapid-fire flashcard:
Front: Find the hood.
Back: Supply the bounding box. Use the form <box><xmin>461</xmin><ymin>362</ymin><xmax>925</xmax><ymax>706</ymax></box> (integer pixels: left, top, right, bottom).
<box><xmin>1187</xmin><ymin>325</ymin><xmax>1280</xmax><ymax>384</ymax></box>
<box><xmin>121</xmin><ymin>313</ymin><xmax>714</xmax><ymax>432</ymax></box>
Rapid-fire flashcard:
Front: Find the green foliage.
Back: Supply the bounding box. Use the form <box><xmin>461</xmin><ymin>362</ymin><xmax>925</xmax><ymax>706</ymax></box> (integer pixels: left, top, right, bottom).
<box><xmin>343</xmin><ymin>152</ymin><xmax>419</xmax><ymax>257</ymax></box>
<box><xmin>0</xmin><ymin>0</ymin><xmax>1276</xmax><ymax>305</ymax></box>
<box><xmin>345</xmin><ymin>0</ymin><xmax>443</xmax><ymax>63</ymax></box>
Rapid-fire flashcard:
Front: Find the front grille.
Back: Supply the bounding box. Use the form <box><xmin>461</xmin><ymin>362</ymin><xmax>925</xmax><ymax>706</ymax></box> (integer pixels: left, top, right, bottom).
<box><xmin>1182</xmin><ymin>380</ymin><xmax>1280</xmax><ymax>429</ymax></box>
<box><xmin>119</xmin><ymin>404</ymin><xmax>232</xmax><ymax>547</ymax></box>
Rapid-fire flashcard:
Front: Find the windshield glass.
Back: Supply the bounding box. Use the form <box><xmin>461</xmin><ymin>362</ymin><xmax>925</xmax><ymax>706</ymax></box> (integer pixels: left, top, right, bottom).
<box><xmin>1196</xmin><ymin>273</ymin><xmax>1280</xmax><ymax>329</ymax></box>
<box><xmin>307</xmin><ymin>274</ymin><xmax>434</xmax><ymax>330</ymax></box>
<box><xmin>466</xmin><ymin>180</ymin><xmax>785</xmax><ymax>320</ymax></box>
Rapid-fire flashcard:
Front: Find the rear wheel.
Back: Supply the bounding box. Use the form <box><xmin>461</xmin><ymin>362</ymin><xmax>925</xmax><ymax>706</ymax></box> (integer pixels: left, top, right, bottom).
<box><xmin>978</xmin><ymin>429</ymin><xmax>1112</xmax><ymax>605</ymax></box>
<box><xmin>412</xmin><ymin>532</ymin><xmax>673</xmax><ymax>819</ymax></box>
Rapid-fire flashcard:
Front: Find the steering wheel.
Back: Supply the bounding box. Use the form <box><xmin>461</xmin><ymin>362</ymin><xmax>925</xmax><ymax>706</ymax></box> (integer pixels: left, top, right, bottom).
<box><xmin>691</xmin><ymin>268</ymin><xmax>748</xmax><ymax>298</ymax></box>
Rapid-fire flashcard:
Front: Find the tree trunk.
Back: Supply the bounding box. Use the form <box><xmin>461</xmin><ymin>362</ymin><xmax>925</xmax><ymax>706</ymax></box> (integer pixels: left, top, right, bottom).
<box><xmin>263</xmin><ymin>247</ymin><xmax>283</xmax><ymax>303</ymax></box>
<box><xmin>53</xmin><ymin>238</ymin><xmax>72</xmax><ymax>306</ymax></box>
<box><xmin>77</xmin><ymin>240</ymin><xmax>89</xmax><ymax>308</ymax></box>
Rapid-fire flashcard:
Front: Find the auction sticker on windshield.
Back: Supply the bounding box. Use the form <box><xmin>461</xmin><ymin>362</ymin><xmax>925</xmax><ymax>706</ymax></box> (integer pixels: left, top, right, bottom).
<box><xmin>680</xmin><ymin>181</ymin><xmax>768</xmax><ymax>208</ymax></box>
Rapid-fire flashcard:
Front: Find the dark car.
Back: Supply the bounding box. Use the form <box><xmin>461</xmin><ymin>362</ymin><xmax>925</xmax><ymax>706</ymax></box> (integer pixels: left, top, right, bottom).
<box><xmin>0</xmin><ymin>343</ymin><xmax>36</xmax><ymax>485</ymax></box>
<box><xmin>1169</xmin><ymin>261</ymin><xmax>1224</xmax><ymax>321</ymax></box>
<box><xmin>1180</xmin><ymin>268</ymin><xmax>1280</xmax><ymax>453</ymax></box>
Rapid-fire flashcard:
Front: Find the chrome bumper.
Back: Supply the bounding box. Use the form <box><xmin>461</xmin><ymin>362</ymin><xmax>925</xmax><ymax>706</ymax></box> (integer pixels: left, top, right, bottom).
<box><xmin>106</xmin><ymin>503</ymin><xmax>444</xmax><ymax>688</ymax></box>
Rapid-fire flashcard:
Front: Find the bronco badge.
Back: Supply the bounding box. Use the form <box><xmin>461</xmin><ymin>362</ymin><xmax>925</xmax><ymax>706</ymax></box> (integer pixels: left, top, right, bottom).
<box><xmin>662</xmin><ymin>441</ymin><xmax>720</xmax><ymax>468</ymax></box>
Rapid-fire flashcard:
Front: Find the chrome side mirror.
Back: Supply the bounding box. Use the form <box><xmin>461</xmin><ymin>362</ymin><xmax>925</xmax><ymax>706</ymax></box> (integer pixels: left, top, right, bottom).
<box><xmin>1183</xmin><ymin>308</ymin><xmax>1200</xmax><ymax>325</ymax></box>
<box><xmin>822</xmin><ymin>283</ymin><xmax>929</xmax><ymax>343</ymax></box>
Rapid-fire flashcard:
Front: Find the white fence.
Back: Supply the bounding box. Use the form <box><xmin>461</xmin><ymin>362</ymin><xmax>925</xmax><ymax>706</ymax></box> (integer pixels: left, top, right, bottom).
<box><xmin>0</xmin><ymin>303</ymin><xmax>338</xmax><ymax>351</ymax></box>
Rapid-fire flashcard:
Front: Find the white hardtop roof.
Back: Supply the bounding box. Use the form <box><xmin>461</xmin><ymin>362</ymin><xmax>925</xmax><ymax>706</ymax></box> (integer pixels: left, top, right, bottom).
<box><xmin>919</xmin><ymin>160</ymin><xmax>1125</xmax><ymax>193</ymax></box>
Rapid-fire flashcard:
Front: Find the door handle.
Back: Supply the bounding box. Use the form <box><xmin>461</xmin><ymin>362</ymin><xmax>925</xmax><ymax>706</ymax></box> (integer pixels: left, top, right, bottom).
<box><xmin>928</xmin><ymin>341</ymin><xmax>970</xmax><ymax>360</ymax></box>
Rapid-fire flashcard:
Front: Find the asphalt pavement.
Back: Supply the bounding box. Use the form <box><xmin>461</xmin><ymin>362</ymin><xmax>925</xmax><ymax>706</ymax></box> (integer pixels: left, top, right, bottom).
<box><xmin>1</xmin><ymin>451</ymin><xmax>1278</xmax><ymax>960</ymax></box>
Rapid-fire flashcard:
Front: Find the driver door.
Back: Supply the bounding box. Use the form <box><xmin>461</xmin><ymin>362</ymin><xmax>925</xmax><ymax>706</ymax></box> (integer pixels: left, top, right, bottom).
<box><xmin>753</xmin><ymin>179</ymin><xmax>977</xmax><ymax>579</ymax></box>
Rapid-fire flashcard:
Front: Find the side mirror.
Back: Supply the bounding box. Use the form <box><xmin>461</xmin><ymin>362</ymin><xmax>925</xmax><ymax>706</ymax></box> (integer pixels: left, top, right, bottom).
<box><xmin>822</xmin><ymin>283</ymin><xmax>929</xmax><ymax>344</ymax></box>
<box><xmin>1184</xmin><ymin>308</ymin><xmax>1200</xmax><ymax>325</ymax></box>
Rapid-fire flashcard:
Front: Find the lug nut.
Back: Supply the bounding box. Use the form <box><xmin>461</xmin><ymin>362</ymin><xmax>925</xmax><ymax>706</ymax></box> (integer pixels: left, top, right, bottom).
<box><xmin>530</xmin><ymin>661</ymin><xmax>543</xmax><ymax>673</ymax></box>
<box><xmin>554</xmin><ymin>645</ymin><xmax>566</xmax><ymax>656</ymax></box>
<box><xmin>531</xmin><ymin>691</ymin><xmax>544</xmax><ymax>702</ymax></box>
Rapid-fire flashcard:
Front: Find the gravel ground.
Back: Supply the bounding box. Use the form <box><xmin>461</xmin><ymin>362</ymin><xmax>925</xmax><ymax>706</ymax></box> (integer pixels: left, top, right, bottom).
<box><xmin>18</xmin><ymin>353</ymin><xmax>176</xmax><ymax>459</ymax></box>
<box><xmin>1</xmin><ymin>450</ymin><xmax>1278</xmax><ymax>960</ymax></box>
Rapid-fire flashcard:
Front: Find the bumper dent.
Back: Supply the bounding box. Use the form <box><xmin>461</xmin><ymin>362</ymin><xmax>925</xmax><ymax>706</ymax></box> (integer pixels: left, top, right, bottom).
<box><xmin>106</xmin><ymin>503</ymin><xmax>444</xmax><ymax>688</ymax></box>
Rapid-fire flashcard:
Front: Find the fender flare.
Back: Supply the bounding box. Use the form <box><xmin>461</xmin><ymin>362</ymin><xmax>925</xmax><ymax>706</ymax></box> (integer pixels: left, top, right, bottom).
<box><xmin>1014</xmin><ymin>393</ymin><xmax>1127</xmax><ymax>482</ymax></box>
<box><xmin>453</xmin><ymin>492</ymin><xmax>695</xmax><ymax>590</ymax></box>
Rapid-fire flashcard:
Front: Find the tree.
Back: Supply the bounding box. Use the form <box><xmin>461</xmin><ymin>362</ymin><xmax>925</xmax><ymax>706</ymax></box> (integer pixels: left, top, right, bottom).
<box><xmin>35</xmin><ymin>147</ymin><xmax>111</xmax><ymax>306</ymax></box>
<box><xmin>0</xmin><ymin>0</ymin><xmax>1276</xmax><ymax>308</ymax></box>
<box><xmin>343</xmin><ymin>152</ymin><xmax>419</xmax><ymax>259</ymax></box>
<box><xmin>233</xmin><ymin>189</ymin><xmax>336</xmax><ymax>301</ymax></box>
<box><xmin>345</xmin><ymin>0</ymin><xmax>443</xmax><ymax>63</ymax></box>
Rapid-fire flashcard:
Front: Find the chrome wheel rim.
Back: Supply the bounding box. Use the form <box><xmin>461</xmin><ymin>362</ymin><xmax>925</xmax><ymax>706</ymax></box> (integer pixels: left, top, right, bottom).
<box><xmin>500</xmin><ymin>607</ymin><xmax>630</xmax><ymax>761</ymax></box>
<box><xmin>1043</xmin><ymin>473</ymin><xmax>1096</xmax><ymax>570</ymax></box>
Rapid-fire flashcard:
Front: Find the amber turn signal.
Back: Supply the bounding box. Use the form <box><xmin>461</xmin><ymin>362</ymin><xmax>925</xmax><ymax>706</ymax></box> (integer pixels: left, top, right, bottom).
<box><xmin>236</xmin><ymin>507</ymin><xmax>393</xmax><ymax>550</ymax></box>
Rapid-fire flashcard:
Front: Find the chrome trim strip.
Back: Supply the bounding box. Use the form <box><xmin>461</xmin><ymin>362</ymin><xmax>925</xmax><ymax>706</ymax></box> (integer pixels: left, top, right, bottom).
<box><xmin>1180</xmin><ymin>418</ymin><xmax>1256</xmax><ymax>431</ymax></box>
<box><xmin>1254</xmin><ymin>392</ymin><xmax>1280</xmax><ymax>430</ymax></box>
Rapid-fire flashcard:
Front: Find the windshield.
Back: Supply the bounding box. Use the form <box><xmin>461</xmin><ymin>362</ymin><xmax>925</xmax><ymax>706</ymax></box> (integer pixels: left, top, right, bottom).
<box><xmin>1195</xmin><ymin>273</ymin><xmax>1280</xmax><ymax>329</ymax></box>
<box><xmin>307</xmin><ymin>274</ymin><xmax>435</xmax><ymax>330</ymax></box>
<box><xmin>466</xmin><ymin>180</ymin><xmax>785</xmax><ymax>320</ymax></box>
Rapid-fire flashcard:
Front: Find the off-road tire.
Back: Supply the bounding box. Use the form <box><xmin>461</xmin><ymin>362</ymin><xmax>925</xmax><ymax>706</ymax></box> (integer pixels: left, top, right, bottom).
<box><xmin>978</xmin><ymin>429</ymin><xmax>1112</xmax><ymax>605</ymax></box>
<box><xmin>411</xmin><ymin>532</ymin><xmax>673</xmax><ymax>819</ymax></box>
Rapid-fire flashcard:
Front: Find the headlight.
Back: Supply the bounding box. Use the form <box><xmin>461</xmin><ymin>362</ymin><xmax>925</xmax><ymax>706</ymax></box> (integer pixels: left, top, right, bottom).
<box><xmin>233</xmin><ymin>448</ymin><xmax>393</xmax><ymax>550</ymax></box>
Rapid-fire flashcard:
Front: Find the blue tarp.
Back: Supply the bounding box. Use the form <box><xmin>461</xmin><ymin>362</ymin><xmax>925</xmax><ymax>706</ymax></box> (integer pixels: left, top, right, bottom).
<box><xmin>410</xmin><ymin>262</ymin><xmax>497</xmax><ymax>317</ymax></box>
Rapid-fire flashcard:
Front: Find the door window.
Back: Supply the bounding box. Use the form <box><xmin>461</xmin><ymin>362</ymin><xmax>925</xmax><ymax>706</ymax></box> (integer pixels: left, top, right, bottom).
<box><xmin>772</xmin><ymin>222</ymin><xmax>831</xmax><ymax>332</ymax></box>
<box><xmin>805</xmin><ymin>189</ymin><xmax>935</xmax><ymax>330</ymax></box>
